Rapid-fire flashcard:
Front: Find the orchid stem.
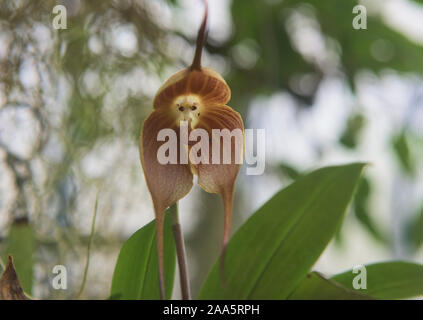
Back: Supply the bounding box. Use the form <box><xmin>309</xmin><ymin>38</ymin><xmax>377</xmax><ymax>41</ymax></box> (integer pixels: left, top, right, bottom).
<box><xmin>170</xmin><ymin>202</ymin><xmax>191</xmax><ymax>300</ymax></box>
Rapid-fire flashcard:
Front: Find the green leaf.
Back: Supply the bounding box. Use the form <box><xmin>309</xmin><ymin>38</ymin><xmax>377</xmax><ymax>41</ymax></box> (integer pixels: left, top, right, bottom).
<box><xmin>198</xmin><ymin>163</ymin><xmax>366</xmax><ymax>299</ymax></box>
<box><xmin>3</xmin><ymin>219</ymin><xmax>35</xmax><ymax>294</ymax></box>
<box><xmin>331</xmin><ymin>262</ymin><xmax>423</xmax><ymax>299</ymax></box>
<box><xmin>288</xmin><ymin>272</ymin><xmax>374</xmax><ymax>300</ymax></box>
<box><xmin>110</xmin><ymin>211</ymin><xmax>176</xmax><ymax>299</ymax></box>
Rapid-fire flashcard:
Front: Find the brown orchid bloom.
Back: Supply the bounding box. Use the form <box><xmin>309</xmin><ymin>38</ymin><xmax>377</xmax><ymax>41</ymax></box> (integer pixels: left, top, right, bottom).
<box><xmin>139</xmin><ymin>0</ymin><xmax>244</xmax><ymax>299</ymax></box>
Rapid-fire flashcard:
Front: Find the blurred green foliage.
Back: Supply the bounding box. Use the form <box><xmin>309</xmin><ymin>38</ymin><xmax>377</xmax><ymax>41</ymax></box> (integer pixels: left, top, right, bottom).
<box><xmin>407</xmin><ymin>205</ymin><xmax>423</xmax><ymax>250</ymax></box>
<box><xmin>392</xmin><ymin>130</ymin><xmax>416</xmax><ymax>176</ymax></box>
<box><xmin>209</xmin><ymin>0</ymin><xmax>423</xmax><ymax>110</ymax></box>
<box><xmin>340</xmin><ymin>113</ymin><xmax>365</xmax><ymax>149</ymax></box>
<box><xmin>353</xmin><ymin>176</ymin><xmax>386</xmax><ymax>243</ymax></box>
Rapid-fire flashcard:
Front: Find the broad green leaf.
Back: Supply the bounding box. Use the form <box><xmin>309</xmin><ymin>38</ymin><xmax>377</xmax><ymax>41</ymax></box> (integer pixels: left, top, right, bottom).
<box><xmin>288</xmin><ymin>272</ymin><xmax>373</xmax><ymax>300</ymax></box>
<box><xmin>110</xmin><ymin>211</ymin><xmax>176</xmax><ymax>299</ymax></box>
<box><xmin>331</xmin><ymin>262</ymin><xmax>423</xmax><ymax>299</ymax></box>
<box><xmin>199</xmin><ymin>163</ymin><xmax>366</xmax><ymax>299</ymax></box>
<box><xmin>3</xmin><ymin>219</ymin><xmax>35</xmax><ymax>294</ymax></box>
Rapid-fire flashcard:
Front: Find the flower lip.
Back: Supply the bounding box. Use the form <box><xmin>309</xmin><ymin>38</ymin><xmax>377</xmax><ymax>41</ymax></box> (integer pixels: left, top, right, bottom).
<box><xmin>173</xmin><ymin>94</ymin><xmax>202</xmax><ymax>128</ymax></box>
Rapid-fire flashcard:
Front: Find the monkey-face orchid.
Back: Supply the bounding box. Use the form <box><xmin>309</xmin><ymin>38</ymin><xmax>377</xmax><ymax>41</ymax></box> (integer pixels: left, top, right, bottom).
<box><xmin>139</xmin><ymin>1</ymin><xmax>244</xmax><ymax>299</ymax></box>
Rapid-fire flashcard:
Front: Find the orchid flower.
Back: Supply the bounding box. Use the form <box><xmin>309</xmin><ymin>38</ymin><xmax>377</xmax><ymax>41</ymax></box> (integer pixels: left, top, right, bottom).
<box><xmin>139</xmin><ymin>0</ymin><xmax>244</xmax><ymax>299</ymax></box>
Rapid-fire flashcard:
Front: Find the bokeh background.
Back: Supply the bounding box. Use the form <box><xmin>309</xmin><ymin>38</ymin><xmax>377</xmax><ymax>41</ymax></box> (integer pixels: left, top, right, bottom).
<box><xmin>1</xmin><ymin>0</ymin><xmax>423</xmax><ymax>299</ymax></box>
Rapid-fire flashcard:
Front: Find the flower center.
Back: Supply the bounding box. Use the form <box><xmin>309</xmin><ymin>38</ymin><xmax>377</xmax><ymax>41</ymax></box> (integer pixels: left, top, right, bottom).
<box><xmin>173</xmin><ymin>95</ymin><xmax>202</xmax><ymax>128</ymax></box>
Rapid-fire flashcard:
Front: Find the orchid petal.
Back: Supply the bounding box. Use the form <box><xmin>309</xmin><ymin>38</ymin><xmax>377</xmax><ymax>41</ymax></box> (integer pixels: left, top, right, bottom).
<box><xmin>192</xmin><ymin>104</ymin><xmax>244</xmax><ymax>280</ymax></box>
<box><xmin>140</xmin><ymin>109</ymin><xmax>193</xmax><ymax>299</ymax></box>
<box><xmin>153</xmin><ymin>68</ymin><xmax>231</xmax><ymax>110</ymax></box>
